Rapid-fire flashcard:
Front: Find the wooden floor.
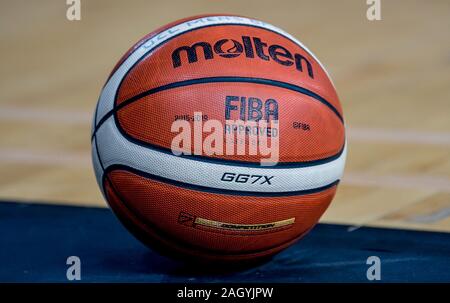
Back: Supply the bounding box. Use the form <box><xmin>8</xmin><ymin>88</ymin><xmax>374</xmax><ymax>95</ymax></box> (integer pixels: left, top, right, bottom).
<box><xmin>1</xmin><ymin>0</ymin><xmax>449</xmax><ymax>232</ymax></box>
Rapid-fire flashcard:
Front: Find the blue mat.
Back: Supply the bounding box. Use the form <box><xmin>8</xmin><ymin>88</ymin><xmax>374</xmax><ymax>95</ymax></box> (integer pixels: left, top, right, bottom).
<box><xmin>1</xmin><ymin>201</ymin><xmax>449</xmax><ymax>282</ymax></box>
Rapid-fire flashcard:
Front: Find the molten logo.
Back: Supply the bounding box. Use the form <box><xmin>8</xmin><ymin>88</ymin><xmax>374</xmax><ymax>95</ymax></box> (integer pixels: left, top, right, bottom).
<box><xmin>171</xmin><ymin>36</ymin><xmax>314</xmax><ymax>79</ymax></box>
<box><xmin>214</xmin><ymin>39</ymin><xmax>243</xmax><ymax>58</ymax></box>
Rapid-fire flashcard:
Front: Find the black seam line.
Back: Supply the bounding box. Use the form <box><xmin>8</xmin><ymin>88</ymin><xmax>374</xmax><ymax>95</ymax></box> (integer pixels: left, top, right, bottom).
<box><xmin>105</xmin><ymin>164</ymin><xmax>340</xmax><ymax>197</ymax></box>
<box><xmin>105</xmin><ymin>21</ymin><xmax>321</xmax><ymax>89</ymax></box>
<box><xmin>92</xmin><ymin>76</ymin><xmax>345</xmax><ymax>168</ymax></box>
<box><xmin>93</xmin><ymin>21</ymin><xmax>342</xmax><ymax>140</ymax></box>
<box><xmin>92</xmin><ymin>21</ymin><xmax>343</xmax><ymax>171</ymax></box>
<box><xmin>93</xmin><ymin>134</ymin><xmax>104</xmax><ymax>172</ymax></box>
<box><xmin>108</xmin><ymin>22</ymin><xmax>322</xmax><ymax>125</ymax></box>
<box><xmin>111</xmin><ymin>125</ymin><xmax>344</xmax><ymax>168</ymax></box>
<box><xmin>102</xmin><ymin>175</ymin><xmax>311</xmax><ymax>256</ymax></box>
<box><xmin>92</xmin><ymin>79</ymin><xmax>346</xmax><ymax>169</ymax></box>
<box><xmin>92</xmin><ymin>76</ymin><xmax>343</xmax><ymax>140</ymax></box>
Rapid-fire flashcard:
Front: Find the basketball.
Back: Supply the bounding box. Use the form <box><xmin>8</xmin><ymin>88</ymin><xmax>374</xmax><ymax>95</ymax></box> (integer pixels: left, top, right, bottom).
<box><xmin>3</xmin><ymin>0</ymin><xmax>449</xmax><ymax>287</ymax></box>
<box><xmin>91</xmin><ymin>14</ymin><xmax>346</xmax><ymax>262</ymax></box>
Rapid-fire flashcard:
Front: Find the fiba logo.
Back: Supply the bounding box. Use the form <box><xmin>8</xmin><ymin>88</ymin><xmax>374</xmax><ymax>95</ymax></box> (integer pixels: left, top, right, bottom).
<box><xmin>171</xmin><ymin>36</ymin><xmax>314</xmax><ymax>79</ymax></box>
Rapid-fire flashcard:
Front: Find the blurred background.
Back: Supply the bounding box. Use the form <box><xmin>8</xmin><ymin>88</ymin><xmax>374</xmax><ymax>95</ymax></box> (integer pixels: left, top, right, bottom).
<box><xmin>1</xmin><ymin>0</ymin><xmax>449</xmax><ymax>232</ymax></box>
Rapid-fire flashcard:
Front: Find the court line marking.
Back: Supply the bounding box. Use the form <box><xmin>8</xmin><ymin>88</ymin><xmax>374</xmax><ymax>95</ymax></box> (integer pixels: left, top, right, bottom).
<box><xmin>1</xmin><ymin>106</ymin><xmax>450</xmax><ymax>146</ymax></box>
<box><xmin>0</xmin><ymin>106</ymin><xmax>91</xmax><ymax>125</ymax></box>
<box><xmin>343</xmin><ymin>172</ymin><xmax>450</xmax><ymax>193</ymax></box>
<box><xmin>279</xmin><ymin>257</ymin><xmax>430</xmax><ymax>268</ymax></box>
<box><xmin>0</xmin><ymin>148</ymin><xmax>89</xmax><ymax>166</ymax></box>
<box><xmin>344</xmin><ymin>172</ymin><xmax>450</xmax><ymax>229</ymax></box>
<box><xmin>347</xmin><ymin>225</ymin><xmax>363</xmax><ymax>232</ymax></box>
<box><xmin>347</xmin><ymin>127</ymin><xmax>450</xmax><ymax>146</ymax></box>
<box><xmin>409</xmin><ymin>208</ymin><xmax>450</xmax><ymax>224</ymax></box>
